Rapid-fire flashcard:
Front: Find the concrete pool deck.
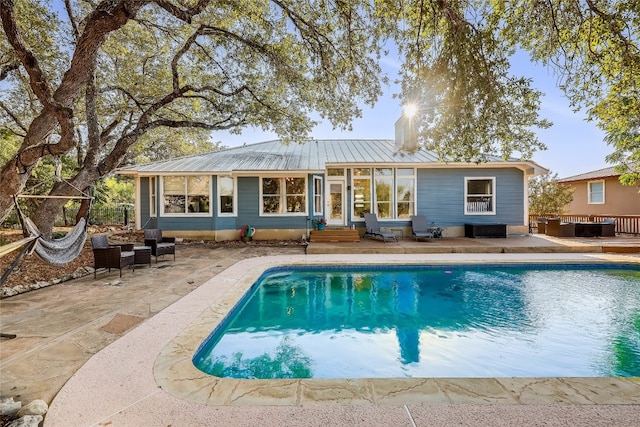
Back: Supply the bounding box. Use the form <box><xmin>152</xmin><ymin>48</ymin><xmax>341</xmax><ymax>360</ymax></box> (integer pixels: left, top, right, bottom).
<box><xmin>2</xmin><ymin>236</ymin><xmax>640</xmax><ymax>426</ymax></box>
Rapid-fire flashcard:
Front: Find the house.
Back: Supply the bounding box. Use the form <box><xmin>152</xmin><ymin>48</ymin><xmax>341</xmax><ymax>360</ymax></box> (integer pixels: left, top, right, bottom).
<box><xmin>116</xmin><ymin>139</ymin><xmax>547</xmax><ymax>240</ymax></box>
<box><xmin>558</xmin><ymin>167</ymin><xmax>640</xmax><ymax>216</ymax></box>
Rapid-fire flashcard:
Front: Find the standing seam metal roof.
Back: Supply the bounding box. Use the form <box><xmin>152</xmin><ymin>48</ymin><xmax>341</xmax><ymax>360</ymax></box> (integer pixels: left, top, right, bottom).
<box><xmin>117</xmin><ymin>139</ymin><xmax>524</xmax><ymax>174</ymax></box>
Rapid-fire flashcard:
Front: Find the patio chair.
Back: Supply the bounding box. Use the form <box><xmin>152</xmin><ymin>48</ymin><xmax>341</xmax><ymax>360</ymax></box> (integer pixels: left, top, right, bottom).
<box><xmin>90</xmin><ymin>234</ymin><xmax>135</xmax><ymax>278</ymax></box>
<box><xmin>545</xmin><ymin>218</ymin><xmax>575</xmax><ymax>237</ymax></box>
<box><xmin>410</xmin><ymin>215</ymin><xmax>434</xmax><ymax>240</ymax></box>
<box><xmin>363</xmin><ymin>213</ymin><xmax>397</xmax><ymax>243</ymax></box>
<box><xmin>144</xmin><ymin>229</ymin><xmax>176</xmax><ymax>263</ymax></box>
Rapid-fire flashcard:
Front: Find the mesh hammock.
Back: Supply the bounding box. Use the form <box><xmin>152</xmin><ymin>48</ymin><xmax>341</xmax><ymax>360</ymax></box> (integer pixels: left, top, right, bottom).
<box><xmin>21</xmin><ymin>216</ymin><xmax>88</xmax><ymax>266</ymax></box>
<box><xmin>14</xmin><ymin>196</ymin><xmax>91</xmax><ymax>266</ymax></box>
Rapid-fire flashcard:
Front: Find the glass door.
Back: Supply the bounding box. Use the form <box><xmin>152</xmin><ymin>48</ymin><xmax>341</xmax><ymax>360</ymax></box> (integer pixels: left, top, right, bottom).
<box><xmin>326</xmin><ymin>180</ymin><xmax>345</xmax><ymax>226</ymax></box>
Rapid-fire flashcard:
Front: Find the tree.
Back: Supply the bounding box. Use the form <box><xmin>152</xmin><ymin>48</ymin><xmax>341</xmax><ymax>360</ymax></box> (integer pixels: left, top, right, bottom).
<box><xmin>389</xmin><ymin>1</ymin><xmax>640</xmax><ymax>183</ymax></box>
<box><xmin>0</xmin><ymin>0</ymin><xmax>386</xmax><ymax>235</ymax></box>
<box><xmin>528</xmin><ymin>171</ymin><xmax>574</xmax><ymax>217</ymax></box>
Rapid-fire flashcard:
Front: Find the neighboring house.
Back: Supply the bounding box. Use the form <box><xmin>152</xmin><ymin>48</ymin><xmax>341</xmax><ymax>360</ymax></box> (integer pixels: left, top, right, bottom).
<box><xmin>558</xmin><ymin>167</ymin><xmax>640</xmax><ymax>216</ymax></box>
<box><xmin>116</xmin><ymin>139</ymin><xmax>547</xmax><ymax>240</ymax></box>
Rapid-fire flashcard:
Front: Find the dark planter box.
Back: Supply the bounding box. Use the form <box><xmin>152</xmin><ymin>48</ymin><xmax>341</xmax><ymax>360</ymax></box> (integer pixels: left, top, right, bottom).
<box><xmin>464</xmin><ymin>223</ymin><xmax>507</xmax><ymax>238</ymax></box>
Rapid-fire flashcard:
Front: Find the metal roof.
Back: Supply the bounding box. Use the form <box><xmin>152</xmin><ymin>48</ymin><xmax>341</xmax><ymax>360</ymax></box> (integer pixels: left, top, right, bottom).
<box><xmin>558</xmin><ymin>166</ymin><xmax>618</xmax><ymax>182</ymax></box>
<box><xmin>117</xmin><ymin>139</ymin><xmax>541</xmax><ymax>175</ymax></box>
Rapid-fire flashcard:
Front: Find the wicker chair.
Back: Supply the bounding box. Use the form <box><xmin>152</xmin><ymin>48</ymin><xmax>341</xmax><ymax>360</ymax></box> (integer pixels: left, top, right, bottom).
<box><xmin>143</xmin><ymin>229</ymin><xmax>176</xmax><ymax>263</ymax></box>
<box><xmin>545</xmin><ymin>218</ymin><xmax>575</xmax><ymax>237</ymax></box>
<box><xmin>90</xmin><ymin>234</ymin><xmax>135</xmax><ymax>278</ymax></box>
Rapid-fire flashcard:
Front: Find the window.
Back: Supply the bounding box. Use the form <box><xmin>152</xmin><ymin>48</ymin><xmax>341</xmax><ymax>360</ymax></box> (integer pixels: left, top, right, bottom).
<box><xmin>465</xmin><ymin>177</ymin><xmax>495</xmax><ymax>215</ymax></box>
<box><xmin>218</xmin><ymin>176</ymin><xmax>236</xmax><ymax>215</ymax></box>
<box><xmin>261</xmin><ymin>177</ymin><xmax>307</xmax><ymax>214</ymax></box>
<box><xmin>352</xmin><ymin>168</ymin><xmax>372</xmax><ymax>218</ymax></box>
<box><xmin>352</xmin><ymin>168</ymin><xmax>415</xmax><ymax>219</ymax></box>
<box><xmin>375</xmin><ymin>168</ymin><xmax>393</xmax><ymax>219</ymax></box>
<box><xmin>162</xmin><ymin>175</ymin><xmax>211</xmax><ymax>215</ymax></box>
<box><xmin>149</xmin><ymin>177</ymin><xmax>156</xmax><ymax>217</ymax></box>
<box><xmin>588</xmin><ymin>181</ymin><xmax>604</xmax><ymax>204</ymax></box>
<box><xmin>313</xmin><ymin>176</ymin><xmax>323</xmax><ymax>216</ymax></box>
<box><xmin>327</xmin><ymin>168</ymin><xmax>345</xmax><ymax>176</ymax></box>
<box><xmin>396</xmin><ymin>168</ymin><xmax>415</xmax><ymax>218</ymax></box>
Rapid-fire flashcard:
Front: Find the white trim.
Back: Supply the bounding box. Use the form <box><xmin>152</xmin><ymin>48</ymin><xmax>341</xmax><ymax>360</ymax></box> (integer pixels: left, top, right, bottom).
<box><xmin>588</xmin><ymin>180</ymin><xmax>605</xmax><ymax>204</ymax></box>
<box><xmin>135</xmin><ymin>176</ymin><xmax>141</xmax><ymax>230</ymax></box>
<box><xmin>313</xmin><ymin>176</ymin><xmax>324</xmax><ymax>216</ymax></box>
<box><xmin>259</xmin><ymin>175</ymin><xmax>308</xmax><ymax>216</ymax></box>
<box><xmin>217</xmin><ymin>175</ymin><xmax>237</xmax><ymax>217</ymax></box>
<box><xmin>326</xmin><ymin>177</ymin><xmax>346</xmax><ymax>226</ymax></box>
<box><xmin>149</xmin><ymin>176</ymin><xmax>157</xmax><ymax>218</ymax></box>
<box><xmin>159</xmin><ymin>175</ymin><xmax>213</xmax><ymax>217</ymax></box>
<box><xmin>464</xmin><ymin>177</ymin><xmax>496</xmax><ymax>215</ymax></box>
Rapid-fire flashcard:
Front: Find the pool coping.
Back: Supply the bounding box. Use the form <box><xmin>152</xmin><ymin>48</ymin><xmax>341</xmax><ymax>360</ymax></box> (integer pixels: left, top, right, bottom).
<box><xmin>153</xmin><ymin>253</ymin><xmax>640</xmax><ymax>407</ymax></box>
<box><xmin>43</xmin><ymin>253</ymin><xmax>640</xmax><ymax>426</ymax></box>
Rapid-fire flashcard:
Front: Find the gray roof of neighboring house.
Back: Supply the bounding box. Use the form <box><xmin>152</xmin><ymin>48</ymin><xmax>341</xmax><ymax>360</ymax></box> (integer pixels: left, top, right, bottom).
<box><xmin>558</xmin><ymin>166</ymin><xmax>618</xmax><ymax>182</ymax></box>
<box><xmin>117</xmin><ymin>139</ymin><xmax>544</xmax><ymax>174</ymax></box>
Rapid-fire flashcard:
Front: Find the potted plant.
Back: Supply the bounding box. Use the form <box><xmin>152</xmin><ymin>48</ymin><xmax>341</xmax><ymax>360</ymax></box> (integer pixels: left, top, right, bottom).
<box><xmin>313</xmin><ymin>216</ymin><xmax>327</xmax><ymax>231</ymax></box>
<box><xmin>240</xmin><ymin>224</ymin><xmax>256</xmax><ymax>242</ymax></box>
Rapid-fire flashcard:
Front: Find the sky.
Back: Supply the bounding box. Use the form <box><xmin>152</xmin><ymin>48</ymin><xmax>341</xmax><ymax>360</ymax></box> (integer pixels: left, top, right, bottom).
<box><xmin>212</xmin><ymin>50</ymin><xmax>611</xmax><ymax>180</ymax></box>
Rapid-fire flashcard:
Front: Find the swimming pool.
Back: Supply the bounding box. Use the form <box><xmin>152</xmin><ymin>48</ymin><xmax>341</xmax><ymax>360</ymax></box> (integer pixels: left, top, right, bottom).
<box><xmin>193</xmin><ymin>264</ymin><xmax>640</xmax><ymax>379</ymax></box>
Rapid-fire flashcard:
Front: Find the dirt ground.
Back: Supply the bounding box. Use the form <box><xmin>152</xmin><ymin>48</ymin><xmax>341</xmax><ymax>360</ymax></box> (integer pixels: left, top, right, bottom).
<box><xmin>0</xmin><ymin>227</ymin><xmax>104</xmax><ymax>290</ymax></box>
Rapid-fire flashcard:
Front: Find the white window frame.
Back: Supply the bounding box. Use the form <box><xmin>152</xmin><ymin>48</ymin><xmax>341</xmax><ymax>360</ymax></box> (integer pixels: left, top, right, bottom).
<box><xmin>149</xmin><ymin>176</ymin><xmax>157</xmax><ymax>217</ymax></box>
<box><xmin>350</xmin><ymin>167</ymin><xmax>416</xmax><ymax>221</ymax></box>
<box><xmin>217</xmin><ymin>175</ymin><xmax>237</xmax><ymax>216</ymax></box>
<box><xmin>464</xmin><ymin>177</ymin><xmax>496</xmax><ymax>215</ymax></box>
<box><xmin>313</xmin><ymin>176</ymin><xmax>323</xmax><ymax>216</ymax></box>
<box><xmin>395</xmin><ymin>168</ymin><xmax>416</xmax><ymax>219</ymax></box>
<box><xmin>160</xmin><ymin>175</ymin><xmax>213</xmax><ymax>217</ymax></box>
<box><xmin>351</xmin><ymin>168</ymin><xmax>372</xmax><ymax>220</ymax></box>
<box><xmin>588</xmin><ymin>180</ymin><xmax>605</xmax><ymax>204</ymax></box>
<box><xmin>259</xmin><ymin>176</ymin><xmax>308</xmax><ymax>216</ymax></box>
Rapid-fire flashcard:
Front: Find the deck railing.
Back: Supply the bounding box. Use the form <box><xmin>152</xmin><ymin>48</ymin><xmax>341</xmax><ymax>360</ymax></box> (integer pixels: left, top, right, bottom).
<box><xmin>528</xmin><ymin>214</ymin><xmax>640</xmax><ymax>235</ymax></box>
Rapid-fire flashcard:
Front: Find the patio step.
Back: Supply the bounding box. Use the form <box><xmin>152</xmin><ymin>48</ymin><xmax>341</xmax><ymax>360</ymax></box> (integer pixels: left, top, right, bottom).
<box><xmin>310</xmin><ymin>229</ymin><xmax>360</xmax><ymax>242</ymax></box>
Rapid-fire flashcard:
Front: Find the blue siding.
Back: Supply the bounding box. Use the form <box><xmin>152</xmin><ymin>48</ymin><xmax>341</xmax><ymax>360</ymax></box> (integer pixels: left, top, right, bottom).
<box><xmin>417</xmin><ymin>168</ymin><xmax>524</xmax><ymax>226</ymax></box>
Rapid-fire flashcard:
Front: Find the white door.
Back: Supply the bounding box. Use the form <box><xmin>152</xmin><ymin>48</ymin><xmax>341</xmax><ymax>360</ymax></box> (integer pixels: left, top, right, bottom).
<box><xmin>326</xmin><ymin>180</ymin><xmax>345</xmax><ymax>226</ymax></box>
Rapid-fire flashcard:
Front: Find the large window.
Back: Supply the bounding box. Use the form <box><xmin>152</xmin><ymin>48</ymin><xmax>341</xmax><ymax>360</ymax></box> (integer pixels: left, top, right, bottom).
<box><xmin>375</xmin><ymin>168</ymin><xmax>393</xmax><ymax>219</ymax></box>
<box><xmin>162</xmin><ymin>175</ymin><xmax>211</xmax><ymax>215</ymax></box>
<box><xmin>261</xmin><ymin>177</ymin><xmax>307</xmax><ymax>214</ymax></box>
<box><xmin>149</xmin><ymin>176</ymin><xmax>156</xmax><ymax>217</ymax></box>
<box><xmin>588</xmin><ymin>181</ymin><xmax>604</xmax><ymax>204</ymax></box>
<box><xmin>218</xmin><ymin>176</ymin><xmax>236</xmax><ymax>215</ymax></box>
<box><xmin>352</xmin><ymin>168</ymin><xmax>415</xmax><ymax>219</ymax></box>
<box><xmin>396</xmin><ymin>168</ymin><xmax>415</xmax><ymax>218</ymax></box>
<box><xmin>465</xmin><ymin>177</ymin><xmax>495</xmax><ymax>215</ymax></box>
<box><xmin>353</xmin><ymin>168</ymin><xmax>372</xmax><ymax>218</ymax></box>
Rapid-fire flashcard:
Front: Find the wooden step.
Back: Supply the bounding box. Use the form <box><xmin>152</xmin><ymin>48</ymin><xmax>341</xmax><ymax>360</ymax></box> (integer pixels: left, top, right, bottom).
<box><xmin>310</xmin><ymin>229</ymin><xmax>360</xmax><ymax>242</ymax></box>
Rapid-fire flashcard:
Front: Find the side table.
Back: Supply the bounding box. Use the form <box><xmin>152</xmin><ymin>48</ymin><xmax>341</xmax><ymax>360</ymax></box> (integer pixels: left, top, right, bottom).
<box><xmin>133</xmin><ymin>246</ymin><xmax>152</xmax><ymax>267</ymax></box>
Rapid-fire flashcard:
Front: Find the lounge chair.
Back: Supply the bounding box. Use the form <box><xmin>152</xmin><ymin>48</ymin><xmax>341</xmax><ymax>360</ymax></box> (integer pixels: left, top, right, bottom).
<box><xmin>363</xmin><ymin>213</ymin><xmax>397</xmax><ymax>243</ymax></box>
<box><xmin>144</xmin><ymin>229</ymin><xmax>176</xmax><ymax>263</ymax></box>
<box><xmin>91</xmin><ymin>234</ymin><xmax>135</xmax><ymax>278</ymax></box>
<box><xmin>410</xmin><ymin>215</ymin><xmax>434</xmax><ymax>240</ymax></box>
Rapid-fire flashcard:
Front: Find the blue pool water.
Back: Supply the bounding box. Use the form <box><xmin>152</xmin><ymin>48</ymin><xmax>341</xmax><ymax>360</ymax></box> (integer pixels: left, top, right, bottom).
<box><xmin>193</xmin><ymin>264</ymin><xmax>640</xmax><ymax>379</ymax></box>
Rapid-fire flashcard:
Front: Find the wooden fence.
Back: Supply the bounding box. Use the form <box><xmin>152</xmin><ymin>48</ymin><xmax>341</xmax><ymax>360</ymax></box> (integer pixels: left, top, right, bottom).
<box><xmin>529</xmin><ymin>215</ymin><xmax>640</xmax><ymax>235</ymax></box>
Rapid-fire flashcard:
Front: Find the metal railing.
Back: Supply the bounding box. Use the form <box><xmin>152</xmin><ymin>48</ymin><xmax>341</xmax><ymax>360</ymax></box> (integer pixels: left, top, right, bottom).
<box><xmin>529</xmin><ymin>214</ymin><xmax>640</xmax><ymax>235</ymax></box>
<box><xmin>2</xmin><ymin>206</ymin><xmax>135</xmax><ymax>229</ymax></box>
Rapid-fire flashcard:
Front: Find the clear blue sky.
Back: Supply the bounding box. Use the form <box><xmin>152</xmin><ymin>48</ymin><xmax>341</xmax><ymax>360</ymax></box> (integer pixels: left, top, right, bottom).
<box><xmin>213</xmin><ymin>50</ymin><xmax>610</xmax><ymax>180</ymax></box>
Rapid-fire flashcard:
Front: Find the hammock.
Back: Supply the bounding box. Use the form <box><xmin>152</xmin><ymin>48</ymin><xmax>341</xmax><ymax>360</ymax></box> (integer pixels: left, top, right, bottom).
<box><xmin>13</xmin><ymin>194</ymin><xmax>92</xmax><ymax>266</ymax></box>
<box><xmin>21</xmin><ymin>215</ymin><xmax>88</xmax><ymax>265</ymax></box>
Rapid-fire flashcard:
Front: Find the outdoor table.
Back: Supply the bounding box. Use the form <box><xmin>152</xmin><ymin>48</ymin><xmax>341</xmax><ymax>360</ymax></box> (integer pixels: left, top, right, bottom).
<box><xmin>133</xmin><ymin>246</ymin><xmax>152</xmax><ymax>266</ymax></box>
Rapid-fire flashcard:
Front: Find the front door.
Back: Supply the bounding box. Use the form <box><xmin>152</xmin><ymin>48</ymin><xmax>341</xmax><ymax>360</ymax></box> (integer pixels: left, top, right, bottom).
<box><xmin>326</xmin><ymin>179</ymin><xmax>345</xmax><ymax>226</ymax></box>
